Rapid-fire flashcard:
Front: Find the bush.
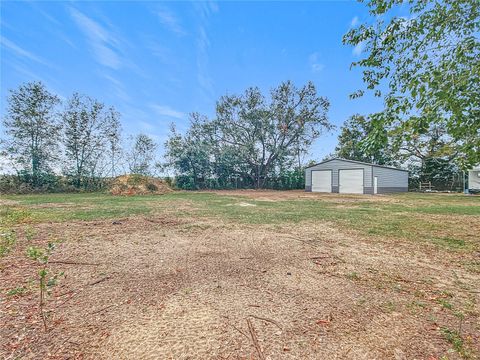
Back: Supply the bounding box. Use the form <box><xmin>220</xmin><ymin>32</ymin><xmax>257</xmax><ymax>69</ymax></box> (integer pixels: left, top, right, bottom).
<box><xmin>146</xmin><ymin>182</ymin><xmax>158</xmax><ymax>191</ymax></box>
<box><xmin>175</xmin><ymin>175</ymin><xmax>197</xmax><ymax>190</ymax></box>
<box><xmin>173</xmin><ymin>169</ymin><xmax>306</xmax><ymax>191</ymax></box>
<box><xmin>0</xmin><ymin>173</ymin><xmax>110</xmax><ymax>194</ymax></box>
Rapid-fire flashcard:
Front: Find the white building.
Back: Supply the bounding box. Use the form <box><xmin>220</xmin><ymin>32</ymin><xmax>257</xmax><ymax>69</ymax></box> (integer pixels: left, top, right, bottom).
<box><xmin>468</xmin><ymin>166</ymin><xmax>480</xmax><ymax>192</ymax></box>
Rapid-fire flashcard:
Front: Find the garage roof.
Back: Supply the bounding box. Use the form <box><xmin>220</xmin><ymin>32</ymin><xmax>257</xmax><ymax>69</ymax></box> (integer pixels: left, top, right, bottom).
<box><xmin>305</xmin><ymin>158</ymin><xmax>409</xmax><ymax>172</ymax></box>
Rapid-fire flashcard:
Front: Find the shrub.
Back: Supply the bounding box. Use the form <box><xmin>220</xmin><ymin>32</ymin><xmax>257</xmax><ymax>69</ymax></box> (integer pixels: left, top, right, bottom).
<box><xmin>146</xmin><ymin>182</ymin><xmax>158</xmax><ymax>192</ymax></box>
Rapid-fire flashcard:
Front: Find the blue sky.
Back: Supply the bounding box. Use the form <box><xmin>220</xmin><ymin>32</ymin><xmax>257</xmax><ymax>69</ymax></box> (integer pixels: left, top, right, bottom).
<box><xmin>1</xmin><ymin>1</ymin><xmax>386</xmax><ymax>163</ymax></box>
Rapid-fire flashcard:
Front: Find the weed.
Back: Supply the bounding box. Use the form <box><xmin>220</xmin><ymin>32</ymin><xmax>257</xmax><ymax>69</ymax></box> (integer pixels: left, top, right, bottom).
<box><xmin>356</xmin><ymin>298</ymin><xmax>367</xmax><ymax>306</ymax></box>
<box><xmin>408</xmin><ymin>300</ymin><xmax>427</xmax><ymax>314</ymax></box>
<box><xmin>0</xmin><ymin>228</ymin><xmax>16</xmax><ymax>257</ymax></box>
<box><xmin>346</xmin><ymin>272</ymin><xmax>360</xmax><ymax>281</ymax></box>
<box><xmin>438</xmin><ymin>298</ymin><xmax>453</xmax><ymax>310</ymax></box>
<box><xmin>6</xmin><ymin>286</ymin><xmax>27</xmax><ymax>296</ymax></box>
<box><xmin>441</xmin><ymin>327</ymin><xmax>472</xmax><ymax>358</ymax></box>
<box><xmin>25</xmin><ymin>225</ymin><xmax>36</xmax><ymax>242</ymax></box>
<box><xmin>382</xmin><ymin>300</ymin><xmax>396</xmax><ymax>313</ymax></box>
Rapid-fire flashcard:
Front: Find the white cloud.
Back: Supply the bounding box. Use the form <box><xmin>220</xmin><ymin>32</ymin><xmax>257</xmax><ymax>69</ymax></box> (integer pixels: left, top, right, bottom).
<box><xmin>138</xmin><ymin>121</ymin><xmax>154</xmax><ymax>131</ymax></box>
<box><xmin>308</xmin><ymin>52</ymin><xmax>325</xmax><ymax>73</ymax></box>
<box><xmin>196</xmin><ymin>26</ymin><xmax>214</xmax><ymax>98</ymax></box>
<box><xmin>156</xmin><ymin>9</ymin><xmax>186</xmax><ymax>35</ymax></box>
<box><xmin>352</xmin><ymin>41</ymin><xmax>365</xmax><ymax>56</ymax></box>
<box><xmin>70</xmin><ymin>8</ymin><xmax>123</xmax><ymax>69</ymax></box>
<box><xmin>0</xmin><ymin>36</ymin><xmax>50</xmax><ymax>66</ymax></box>
<box><xmin>350</xmin><ymin>16</ymin><xmax>359</xmax><ymax>27</ymax></box>
<box><xmin>150</xmin><ymin>104</ymin><xmax>185</xmax><ymax>119</ymax></box>
<box><xmin>101</xmin><ymin>73</ymin><xmax>131</xmax><ymax>102</ymax></box>
<box><xmin>193</xmin><ymin>1</ymin><xmax>218</xmax><ymax>102</ymax></box>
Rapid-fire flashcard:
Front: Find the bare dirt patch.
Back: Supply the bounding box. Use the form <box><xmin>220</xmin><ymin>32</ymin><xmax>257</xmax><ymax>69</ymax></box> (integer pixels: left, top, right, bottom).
<box><xmin>0</xmin><ymin>199</ymin><xmax>20</xmax><ymax>206</ymax></box>
<box><xmin>1</xmin><ymin>212</ymin><xmax>478</xmax><ymax>359</ymax></box>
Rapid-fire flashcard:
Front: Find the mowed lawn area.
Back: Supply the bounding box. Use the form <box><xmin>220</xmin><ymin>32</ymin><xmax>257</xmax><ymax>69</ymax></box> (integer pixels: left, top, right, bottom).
<box><xmin>1</xmin><ymin>191</ymin><xmax>479</xmax><ymax>359</ymax></box>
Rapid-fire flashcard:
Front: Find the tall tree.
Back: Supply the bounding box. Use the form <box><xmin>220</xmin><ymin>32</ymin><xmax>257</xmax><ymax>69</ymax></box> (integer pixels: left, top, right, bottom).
<box><xmin>335</xmin><ymin>114</ymin><xmax>396</xmax><ymax>165</ymax></box>
<box><xmin>104</xmin><ymin>107</ymin><xmax>123</xmax><ymax>177</ymax></box>
<box><xmin>2</xmin><ymin>82</ymin><xmax>61</xmax><ymax>185</ymax></box>
<box><xmin>127</xmin><ymin>134</ymin><xmax>157</xmax><ymax>176</ymax></box>
<box><xmin>393</xmin><ymin>121</ymin><xmax>462</xmax><ymax>190</ymax></box>
<box><xmin>61</xmin><ymin>93</ymin><xmax>110</xmax><ymax>187</ymax></box>
<box><xmin>214</xmin><ymin>81</ymin><xmax>331</xmax><ymax>188</ymax></box>
<box><xmin>343</xmin><ymin>0</ymin><xmax>480</xmax><ymax>168</ymax></box>
<box><xmin>164</xmin><ymin>115</ymin><xmax>216</xmax><ymax>188</ymax></box>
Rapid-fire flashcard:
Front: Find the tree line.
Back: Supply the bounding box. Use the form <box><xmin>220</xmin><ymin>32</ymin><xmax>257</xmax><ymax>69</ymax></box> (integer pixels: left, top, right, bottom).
<box><xmin>1</xmin><ymin>82</ymin><xmax>158</xmax><ymax>192</ymax></box>
<box><xmin>332</xmin><ymin>115</ymin><xmax>466</xmax><ymax>191</ymax></box>
<box><xmin>1</xmin><ymin>80</ymin><xmax>332</xmax><ymax>192</ymax></box>
<box><xmin>163</xmin><ymin>81</ymin><xmax>331</xmax><ymax>190</ymax></box>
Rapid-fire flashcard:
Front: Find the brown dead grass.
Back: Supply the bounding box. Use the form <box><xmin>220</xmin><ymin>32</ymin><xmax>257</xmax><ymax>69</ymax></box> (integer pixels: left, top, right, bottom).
<box><xmin>1</xmin><ymin>207</ymin><xmax>479</xmax><ymax>359</ymax></box>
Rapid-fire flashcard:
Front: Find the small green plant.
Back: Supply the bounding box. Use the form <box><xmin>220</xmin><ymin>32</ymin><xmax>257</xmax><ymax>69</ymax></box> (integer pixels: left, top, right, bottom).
<box><xmin>407</xmin><ymin>300</ymin><xmax>427</xmax><ymax>315</ymax></box>
<box><xmin>6</xmin><ymin>286</ymin><xmax>27</xmax><ymax>296</ymax></box>
<box><xmin>346</xmin><ymin>272</ymin><xmax>360</xmax><ymax>281</ymax></box>
<box><xmin>26</xmin><ymin>242</ymin><xmax>64</xmax><ymax>332</ymax></box>
<box><xmin>24</xmin><ymin>225</ymin><xmax>36</xmax><ymax>242</ymax></box>
<box><xmin>382</xmin><ymin>300</ymin><xmax>396</xmax><ymax>313</ymax></box>
<box><xmin>0</xmin><ymin>228</ymin><xmax>16</xmax><ymax>257</ymax></box>
<box><xmin>437</xmin><ymin>298</ymin><xmax>453</xmax><ymax>310</ymax></box>
<box><xmin>441</xmin><ymin>327</ymin><xmax>471</xmax><ymax>358</ymax></box>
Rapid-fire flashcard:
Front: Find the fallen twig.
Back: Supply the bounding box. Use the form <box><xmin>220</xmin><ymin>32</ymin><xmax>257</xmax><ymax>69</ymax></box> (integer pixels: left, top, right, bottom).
<box><xmin>247</xmin><ymin>318</ymin><xmax>266</xmax><ymax>360</ymax></box>
<box><xmin>56</xmin><ymin>293</ymin><xmax>76</xmax><ymax>308</ymax></box>
<box><xmin>57</xmin><ymin>289</ymin><xmax>75</xmax><ymax>297</ymax></box>
<box><xmin>249</xmin><ymin>315</ymin><xmax>282</xmax><ymax>330</ymax></box>
<box><xmin>88</xmin><ymin>277</ymin><xmax>110</xmax><ymax>286</ymax></box>
<box><xmin>228</xmin><ymin>323</ymin><xmax>250</xmax><ymax>340</ymax></box>
<box><xmin>309</xmin><ymin>255</ymin><xmax>330</xmax><ymax>260</ymax></box>
<box><xmin>88</xmin><ymin>304</ymin><xmax>116</xmax><ymax>315</ymax></box>
<box><xmin>49</xmin><ymin>260</ymin><xmax>100</xmax><ymax>266</ymax></box>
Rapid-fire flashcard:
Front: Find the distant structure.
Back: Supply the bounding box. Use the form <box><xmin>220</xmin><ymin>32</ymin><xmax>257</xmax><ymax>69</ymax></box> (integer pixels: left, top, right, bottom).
<box><xmin>305</xmin><ymin>158</ymin><xmax>408</xmax><ymax>194</ymax></box>
<box><xmin>468</xmin><ymin>165</ymin><xmax>480</xmax><ymax>193</ymax></box>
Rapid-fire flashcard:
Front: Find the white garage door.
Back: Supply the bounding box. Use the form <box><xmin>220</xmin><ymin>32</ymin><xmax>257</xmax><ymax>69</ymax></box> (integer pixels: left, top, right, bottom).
<box><xmin>312</xmin><ymin>170</ymin><xmax>332</xmax><ymax>192</ymax></box>
<box><xmin>339</xmin><ymin>169</ymin><xmax>364</xmax><ymax>194</ymax></box>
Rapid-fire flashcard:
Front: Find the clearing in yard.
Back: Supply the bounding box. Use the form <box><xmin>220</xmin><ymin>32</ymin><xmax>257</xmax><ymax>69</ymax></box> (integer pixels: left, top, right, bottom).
<box><xmin>0</xmin><ymin>190</ymin><xmax>479</xmax><ymax>359</ymax></box>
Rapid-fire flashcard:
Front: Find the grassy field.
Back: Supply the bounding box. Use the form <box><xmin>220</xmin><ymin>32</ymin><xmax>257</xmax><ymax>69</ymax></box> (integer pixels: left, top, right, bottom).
<box><xmin>1</xmin><ymin>191</ymin><xmax>479</xmax><ymax>358</ymax></box>
<box><xmin>2</xmin><ymin>191</ymin><xmax>479</xmax><ymax>251</ymax></box>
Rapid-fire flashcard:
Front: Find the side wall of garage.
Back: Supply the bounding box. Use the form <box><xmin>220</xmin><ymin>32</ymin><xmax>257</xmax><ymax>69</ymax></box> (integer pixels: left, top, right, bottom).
<box><xmin>305</xmin><ymin>159</ymin><xmax>372</xmax><ymax>193</ymax></box>
<box><xmin>468</xmin><ymin>169</ymin><xmax>480</xmax><ymax>190</ymax></box>
<box><xmin>372</xmin><ymin>166</ymin><xmax>408</xmax><ymax>193</ymax></box>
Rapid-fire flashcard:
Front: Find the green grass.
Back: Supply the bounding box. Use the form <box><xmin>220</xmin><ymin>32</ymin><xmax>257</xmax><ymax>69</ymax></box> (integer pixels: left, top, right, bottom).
<box><xmin>1</xmin><ymin>191</ymin><xmax>478</xmax><ymax>252</ymax></box>
<box><xmin>440</xmin><ymin>327</ymin><xmax>476</xmax><ymax>359</ymax></box>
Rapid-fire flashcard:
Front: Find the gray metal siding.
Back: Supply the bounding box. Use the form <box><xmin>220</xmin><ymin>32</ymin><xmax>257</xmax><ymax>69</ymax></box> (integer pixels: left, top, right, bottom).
<box><xmin>469</xmin><ymin>170</ymin><xmax>480</xmax><ymax>190</ymax></box>
<box><xmin>305</xmin><ymin>159</ymin><xmax>372</xmax><ymax>192</ymax></box>
<box><xmin>372</xmin><ymin>166</ymin><xmax>408</xmax><ymax>192</ymax></box>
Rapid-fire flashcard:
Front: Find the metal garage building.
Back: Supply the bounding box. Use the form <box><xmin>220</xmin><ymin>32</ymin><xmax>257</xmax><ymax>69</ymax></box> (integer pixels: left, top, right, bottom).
<box><xmin>468</xmin><ymin>165</ymin><xmax>480</xmax><ymax>193</ymax></box>
<box><xmin>305</xmin><ymin>158</ymin><xmax>408</xmax><ymax>194</ymax></box>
